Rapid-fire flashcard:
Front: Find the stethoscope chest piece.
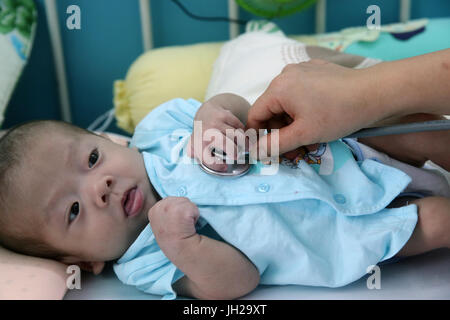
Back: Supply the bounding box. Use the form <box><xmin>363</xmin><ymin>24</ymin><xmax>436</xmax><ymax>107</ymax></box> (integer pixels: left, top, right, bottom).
<box><xmin>199</xmin><ymin>161</ymin><xmax>251</xmax><ymax>178</ymax></box>
<box><xmin>199</xmin><ymin>148</ymin><xmax>252</xmax><ymax>177</ymax></box>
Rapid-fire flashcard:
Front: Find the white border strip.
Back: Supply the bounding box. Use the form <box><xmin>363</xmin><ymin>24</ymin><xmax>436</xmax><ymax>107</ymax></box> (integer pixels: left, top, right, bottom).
<box><xmin>228</xmin><ymin>0</ymin><xmax>240</xmax><ymax>39</ymax></box>
<box><xmin>139</xmin><ymin>0</ymin><xmax>153</xmax><ymax>51</ymax></box>
<box><xmin>399</xmin><ymin>0</ymin><xmax>411</xmax><ymax>23</ymax></box>
<box><xmin>44</xmin><ymin>0</ymin><xmax>72</xmax><ymax>122</ymax></box>
<box><xmin>315</xmin><ymin>0</ymin><xmax>326</xmax><ymax>34</ymax></box>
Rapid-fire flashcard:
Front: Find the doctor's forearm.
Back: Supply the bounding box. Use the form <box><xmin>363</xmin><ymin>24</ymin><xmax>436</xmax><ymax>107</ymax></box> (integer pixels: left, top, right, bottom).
<box><xmin>363</xmin><ymin>48</ymin><xmax>450</xmax><ymax>124</ymax></box>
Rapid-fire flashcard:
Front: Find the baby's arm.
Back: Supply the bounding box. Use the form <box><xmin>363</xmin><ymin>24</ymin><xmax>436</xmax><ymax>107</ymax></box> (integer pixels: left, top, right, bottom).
<box><xmin>171</xmin><ymin>232</ymin><xmax>260</xmax><ymax>300</ymax></box>
<box><xmin>148</xmin><ymin>197</ymin><xmax>260</xmax><ymax>300</ymax></box>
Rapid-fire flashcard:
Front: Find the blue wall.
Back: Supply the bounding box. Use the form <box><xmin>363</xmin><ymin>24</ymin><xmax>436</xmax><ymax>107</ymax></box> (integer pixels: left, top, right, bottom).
<box><xmin>2</xmin><ymin>0</ymin><xmax>450</xmax><ymax>134</ymax></box>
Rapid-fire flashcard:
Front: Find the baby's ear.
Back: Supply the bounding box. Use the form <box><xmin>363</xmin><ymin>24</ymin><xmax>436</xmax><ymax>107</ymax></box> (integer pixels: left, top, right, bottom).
<box><xmin>78</xmin><ymin>261</ymin><xmax>105</xmax><ymax>275</ymax></box>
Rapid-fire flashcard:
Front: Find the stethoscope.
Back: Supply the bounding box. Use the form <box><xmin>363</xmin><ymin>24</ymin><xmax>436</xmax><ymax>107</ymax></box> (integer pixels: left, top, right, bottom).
<box><xmin>199</xmin><ymin>148</ymin><xmax>251</xmax><ymax>178</ymax></box>
<box><xmin>199</xmin><ymin>119</ymin><xmax>450</xmax><ymax>178</ymax></box>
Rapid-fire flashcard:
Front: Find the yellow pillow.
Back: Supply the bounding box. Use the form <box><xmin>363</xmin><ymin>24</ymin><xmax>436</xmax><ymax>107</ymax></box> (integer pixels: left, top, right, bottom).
<box><xmin>114</xmin><ymin>42</ymin><xmax>224</xmax><ymax>133</ymax></box>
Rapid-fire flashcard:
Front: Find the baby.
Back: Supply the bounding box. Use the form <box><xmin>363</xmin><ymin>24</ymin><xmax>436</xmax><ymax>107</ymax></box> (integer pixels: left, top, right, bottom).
<box><xmin>0</xmin><ymin>93</ymin><xmax>449</xmax><ymax>300</ymax></box>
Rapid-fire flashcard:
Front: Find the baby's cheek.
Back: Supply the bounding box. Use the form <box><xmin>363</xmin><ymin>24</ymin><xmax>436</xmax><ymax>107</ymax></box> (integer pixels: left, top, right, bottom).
<box><xmin>97</xmin><ymin>233</ymin><xmax>129</xmax><ymax>261</ymax></box>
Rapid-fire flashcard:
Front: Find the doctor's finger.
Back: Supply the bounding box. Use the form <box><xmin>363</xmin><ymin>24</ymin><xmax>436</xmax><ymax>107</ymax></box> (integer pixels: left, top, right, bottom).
<box><xmin>247</xmin><ymin>90</ymin><xmax>286</xmax><ymax>130</ymax></box>
<box><xmin>250</xmin><ymin>122</ymin><xmax>308</xmax><ymax>159</ymax></box>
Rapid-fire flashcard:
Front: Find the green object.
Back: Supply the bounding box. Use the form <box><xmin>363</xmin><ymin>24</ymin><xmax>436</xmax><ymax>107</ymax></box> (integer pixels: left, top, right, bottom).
<box><xmin>0</xmin><ymin>0</ymin><xmax>37</xmax><ymax>126</ymax></box>
<box><xmin>235</xmin><ymin>0</ymin><xmax>317</xmax><ymax>19</ymax></box>
<box><xmin>0</xmin><ymin>0</ymin><xmax>37</xmax><ymax>38</ymax></box>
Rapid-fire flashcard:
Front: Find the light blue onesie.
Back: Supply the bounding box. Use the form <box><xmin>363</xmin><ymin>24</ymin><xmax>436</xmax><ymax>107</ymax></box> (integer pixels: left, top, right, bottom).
<box><xmin>113</xmin><ymin>98</ymin><xmax>418</xmax><ymax>299</ymax></box>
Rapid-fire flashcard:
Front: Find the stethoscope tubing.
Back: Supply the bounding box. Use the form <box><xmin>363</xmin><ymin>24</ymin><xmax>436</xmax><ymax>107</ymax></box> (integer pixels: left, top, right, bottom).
<box><xmin>345</xmin><ymin>119</ymin><xmax>450</xmax><ymax>138</ymax></box>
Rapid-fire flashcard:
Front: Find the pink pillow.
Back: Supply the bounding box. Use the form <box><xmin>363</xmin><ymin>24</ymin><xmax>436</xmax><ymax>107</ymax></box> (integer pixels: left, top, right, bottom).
<box><xmin>0</xmin><ymin>246</ymin><xmax>68</xmax><ymax>299</ymax></box>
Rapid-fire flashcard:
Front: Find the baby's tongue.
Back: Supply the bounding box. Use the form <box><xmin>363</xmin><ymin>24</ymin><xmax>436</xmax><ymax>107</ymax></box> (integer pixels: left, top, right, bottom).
<box><xmin>125</xmin><ymin>188</ymin><xmax>137</xmax><ymax>215</ymax></box>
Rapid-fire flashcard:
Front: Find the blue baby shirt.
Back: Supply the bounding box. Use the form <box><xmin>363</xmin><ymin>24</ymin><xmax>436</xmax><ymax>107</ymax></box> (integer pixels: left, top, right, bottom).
<box><xmin>113</xmin><ymin>98</ymin><xmax>418</xmax><ymax>299</ymax></box>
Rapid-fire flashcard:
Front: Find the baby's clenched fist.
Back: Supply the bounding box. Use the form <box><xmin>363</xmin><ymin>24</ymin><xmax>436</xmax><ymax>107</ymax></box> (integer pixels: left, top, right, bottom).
<box><xmin>148</xmin><ymin>197</ymin><xmax>200</xmax><ymax>245</ymax></box>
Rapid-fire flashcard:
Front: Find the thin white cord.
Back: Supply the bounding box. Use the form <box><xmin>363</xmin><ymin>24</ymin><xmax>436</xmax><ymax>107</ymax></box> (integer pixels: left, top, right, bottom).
<box><xmin>87</xmin><ymin>108</ymin><xmax>115</xmax><ymax>132</ymax></box>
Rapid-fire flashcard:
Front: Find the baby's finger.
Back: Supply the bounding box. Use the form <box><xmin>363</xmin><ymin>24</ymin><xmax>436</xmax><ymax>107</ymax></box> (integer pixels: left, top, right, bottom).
<box><xmin>223</xmin><ymin>111</ymin><xmax>245</xmax><ymax>131</ymax></box>
<box><xmin>201</xmin><ymin>142</ymin><xmax>229</xmax><ymax>173</ymax></box>
<box><xmin>188</xmin><ymin>204</ymin><xmax>200</xmax><ymax>222</ymax></box>
<box><xmin>215</xmin><ymin>134</ymin><xmax>240</xmax><ymax>162</ymax></box>
<box><xmin>220</xmin><ymin>125</ymin><xmax>247</xmax><ymax>160</ymax></box>
<box><xmin>232</xmin><ymin>128</ymin><xmax>250</xmax><ymax>155</ymax></box>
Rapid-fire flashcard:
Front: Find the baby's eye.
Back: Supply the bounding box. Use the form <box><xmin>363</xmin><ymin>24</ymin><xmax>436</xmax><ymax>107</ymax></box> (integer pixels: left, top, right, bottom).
<box><xmin>88</xmin><ymin>149</ymin><xmax>99</xmax><ymax>168</ymax></box>
<box><xmin>69</xmin><ymin>202</ymin><xmax>79</xmax><ymax>223</ymax></box>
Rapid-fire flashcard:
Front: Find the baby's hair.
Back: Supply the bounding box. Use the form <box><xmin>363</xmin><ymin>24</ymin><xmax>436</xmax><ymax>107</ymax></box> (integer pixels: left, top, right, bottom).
<box><xmin>0</xmin><ymin>120</ymin><xmax>94</xmax><ymax>260</ymax></box>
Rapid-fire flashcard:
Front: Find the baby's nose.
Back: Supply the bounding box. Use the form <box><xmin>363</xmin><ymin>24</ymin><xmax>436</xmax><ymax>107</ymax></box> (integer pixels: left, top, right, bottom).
<box><xmin>95</xmin><ymin>176</ymin><xmax>113</xmax><ymax>207</ymax></box>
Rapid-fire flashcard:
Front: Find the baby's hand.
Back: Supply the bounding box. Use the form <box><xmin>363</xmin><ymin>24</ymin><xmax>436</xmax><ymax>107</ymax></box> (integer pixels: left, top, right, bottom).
<box><xmin>148</xmin><ymin>197</ymin><xmax>200</xmax><ymax>245</ymax></box>
<box><xmin>188</xmin><ymin>100</ymin><xmax>247</xmax><ymax>172</ymax></box>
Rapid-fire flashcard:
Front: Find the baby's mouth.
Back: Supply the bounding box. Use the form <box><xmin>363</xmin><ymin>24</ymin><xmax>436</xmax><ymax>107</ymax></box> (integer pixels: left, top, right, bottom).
<box><xmin>122</xmin><ymin>187</ymin><xmax>144</xmax><ymax>218</ymax></box>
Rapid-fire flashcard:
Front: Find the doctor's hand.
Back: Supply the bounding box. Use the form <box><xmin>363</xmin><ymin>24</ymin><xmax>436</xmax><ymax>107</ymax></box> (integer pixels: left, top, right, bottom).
<box><xmin>246</xmin><ymin>60</ymin><xmax>373</xmax><ymax>157</ymax></box>
<box><xmin>247</xmin><ymin>49</ymin><xmax>450</xmax><ymax>157</ymax></box>
<box><xmin>188</xmin><ymin>96</ymin><xmax>248</xmax><ymax>172</ymax></box>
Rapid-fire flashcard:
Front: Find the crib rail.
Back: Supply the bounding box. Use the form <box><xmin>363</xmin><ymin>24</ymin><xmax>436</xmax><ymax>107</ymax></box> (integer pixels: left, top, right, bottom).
<box><xmin>44</xmin><ymin>0</ymin><xmax>72</xmax><ymax>122</ymax></box>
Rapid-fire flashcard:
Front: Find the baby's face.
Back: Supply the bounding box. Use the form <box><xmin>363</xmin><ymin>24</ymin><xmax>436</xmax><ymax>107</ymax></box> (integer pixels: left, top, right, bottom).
<box><xmin>18</xmin><ymin>130</ymin><xmax>156</xmax><ymax>264</ymax></box>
